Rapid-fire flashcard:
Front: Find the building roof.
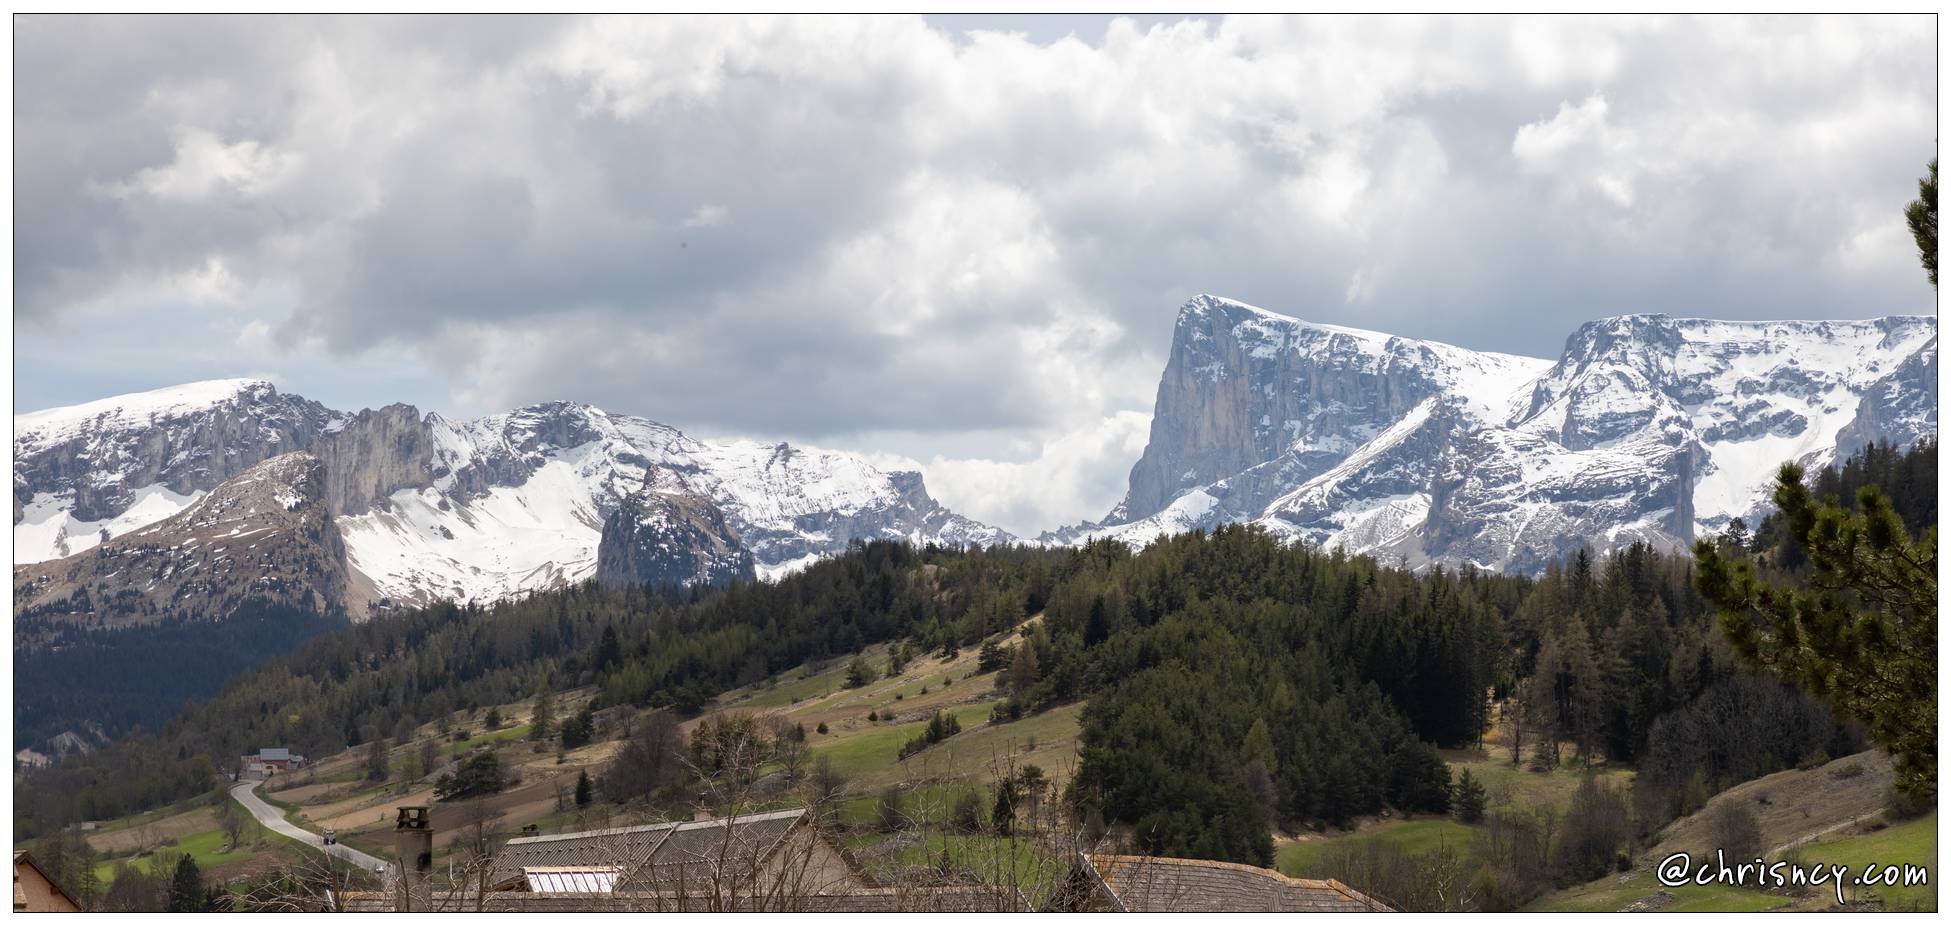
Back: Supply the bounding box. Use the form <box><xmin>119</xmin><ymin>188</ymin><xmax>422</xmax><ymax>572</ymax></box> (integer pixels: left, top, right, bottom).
<box><xmin>521</xmin><ymin>867</ymin><xmax>620</xmax><ymax>893</ymax></box>
<box><xmin>259</xmin><ymin>747</ymin><xmax>291</xmax><ymax>760</ymax></box>
<box><xmin>488</xmin><ymin>809</ymin><xmax>806</xmax><ymax>892</ymax></box>
<box><xmin>1079</xmin><ymin>853</ymin><xmax>1393</xmax><ymax>913</ymax></box>
<box><xmin>335</xmin><ymin>885</ymin><xmax>1031</xmax><ymax>913</ymax></box>
<box><xmin>14</xmin><ymin>849</ymin><xmax>81</xmax><ymax>912</ymax></box>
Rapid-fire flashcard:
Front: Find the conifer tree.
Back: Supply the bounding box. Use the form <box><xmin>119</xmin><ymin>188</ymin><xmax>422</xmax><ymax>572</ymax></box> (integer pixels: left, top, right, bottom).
<box><xmin>166</xmin><ymin>855</ymin><xmax>207</xmax><ymax>913</ymax></box>
<box><xmin>364</xmin><ymin>736</ymin><xmax>388</xmax><ymax>781</ymax></box>
<box><xmin>1452</xmin><ymin>769</ymin><xmax>1487</xmax><ymax>824</ymax></box>
<box><xmin>1906</xmin><ymin>159</ymin><xmax>1936</xmax><ymax>287</ymax></box>
<box><xmin>530</xmin><ymin>690</ymin><xmax>556</xmax><ymax>741</ymax></box>
<box><xmin>1697</xmin><ymin>466</ymin><xmax>1936</xmax><ymax>803</ymax></box>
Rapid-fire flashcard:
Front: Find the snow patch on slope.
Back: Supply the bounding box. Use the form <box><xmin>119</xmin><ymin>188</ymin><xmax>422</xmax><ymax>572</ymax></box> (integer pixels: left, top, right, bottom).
<box><xmin>14</xmin><ymin>485</ymin><xmax>206</xmax><ymax>563</ymax></box>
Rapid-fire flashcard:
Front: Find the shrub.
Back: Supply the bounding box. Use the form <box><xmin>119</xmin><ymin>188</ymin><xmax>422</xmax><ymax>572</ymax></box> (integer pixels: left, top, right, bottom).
<box><xmin>1705</xmin><ymin>800</ymin><xmax>1763</xmax><ymax>861</ymax></box>
<box><xmin>876</xmin><ymin>786</ymin><xmax>906</xmax><ymax>833</ymax></box>
<box><xmin>845</xmin><ymin>658</ymin><xmax>877</xmax><ymax>689</ymax></box>
<box><xmin>898</xmin><ymin>710</ymin><xmax>962</xmax><ymax>759</ymax></box>
<box><xmin>952</xmin><ymin>791</ymin><xmax>985</xmax><ymax>833</ymax></box>
<box><xmin>434</xmin><ymin>752</ymin><xmax>505</xmax><ymax>801</ymax></box>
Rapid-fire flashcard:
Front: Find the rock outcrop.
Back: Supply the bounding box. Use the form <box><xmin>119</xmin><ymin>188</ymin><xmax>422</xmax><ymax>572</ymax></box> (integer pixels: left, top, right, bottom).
<box><xmin>595</xmin><ymin>476</ymin><xmax>756</xmax><ymax>589</ymax></box>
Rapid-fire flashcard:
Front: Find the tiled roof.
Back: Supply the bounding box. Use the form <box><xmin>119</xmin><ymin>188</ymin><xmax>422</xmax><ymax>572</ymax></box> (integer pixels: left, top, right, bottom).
<box><xmin>1084</xmin><ymin>853</ymin><xmax>1393</xmax><ymax>912</ymax></box>
<box><xmin>337</xmin><ymin>886</ymin><xmax>1030</xmax><ymax>913</ymax></box>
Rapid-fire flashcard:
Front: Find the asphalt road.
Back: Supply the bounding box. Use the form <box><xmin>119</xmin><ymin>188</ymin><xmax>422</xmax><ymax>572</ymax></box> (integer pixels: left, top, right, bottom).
<box><xmin>230</xmin><ymin>779</ymin><xmax>392</xmax><ymax>882</ymax></box>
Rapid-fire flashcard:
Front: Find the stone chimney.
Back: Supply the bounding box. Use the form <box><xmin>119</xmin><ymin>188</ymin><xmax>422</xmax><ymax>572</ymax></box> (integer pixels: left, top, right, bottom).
<box><xmin>395</xmin><ymin>806</ymin><xmax>433</xmax><ymax>879</ymax></box>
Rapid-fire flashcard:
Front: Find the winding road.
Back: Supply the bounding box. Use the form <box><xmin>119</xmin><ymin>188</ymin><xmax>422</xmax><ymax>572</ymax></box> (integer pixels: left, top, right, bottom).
<box><xmin>230</xmin><ymin>780</ymin><xmax>392</xmax><ymax>882</ymax></box>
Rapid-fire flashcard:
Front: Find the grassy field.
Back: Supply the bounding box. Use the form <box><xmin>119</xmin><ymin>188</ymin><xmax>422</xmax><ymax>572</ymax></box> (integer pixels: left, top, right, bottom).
<box><xmin>1528</xmin><ymin>866</ymin><xmax>1785</xmax><ymax>913</ymax></box>
<box><xmin>1791</xmin><ymin>812</ymin><xmax>1937</xmax><ymax>912</ymax></box>
<box><xmin>1529</xmin><ymin>806</ymin><xmax>1937</xmax><ymax>912</ymax></box>
<box><xmin>1270</xmin><ymin>737</ymin><xmax>1632</xmax><ymax>882</ymax></box>
<box><xmin>90</xmin><ymin>823</ymin><xmax>270</xmax><ymax>885</ymax></box>
<box><xmin>442</xmin><ymin>723</ymin><xmax>534</xmax><ymax>755</ymax></box>
<box><xmin>1278</xmin><ymin>817</ymin><xmax>1477</xmax><ymax>878</ymax></box>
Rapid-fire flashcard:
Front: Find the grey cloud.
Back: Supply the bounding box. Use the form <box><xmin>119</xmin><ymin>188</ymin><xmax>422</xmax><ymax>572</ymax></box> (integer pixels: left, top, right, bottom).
<box><xmin>13</xmin><ymin>14</ymin><xmax>1937</xmax><ymax>533</ymax></box>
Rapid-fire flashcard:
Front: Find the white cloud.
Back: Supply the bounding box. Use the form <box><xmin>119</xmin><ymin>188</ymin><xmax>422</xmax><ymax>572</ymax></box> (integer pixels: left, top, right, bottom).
<box><xmin>234</xmin><ymin>318</ymin><xmax>277</xmax><ymax>353</ymax></box>
<box><xmin>918</xmin><ymin>411</ymin><xmax>1154</xmax><ymax>537</ymax></box>
<box><xmin>104</xmin><ymin>127</ymin><xmax>297</xmax><ymax>202</ymax></box>
<box><xmin>14</xmin><ymin>14</ymin><xmax>1938</xmax><ymax>534</ymax></box>
<box><xmin>681</xmin><ymin>205</ymin><xmax>728</xmax><ymax>228</ymax></box>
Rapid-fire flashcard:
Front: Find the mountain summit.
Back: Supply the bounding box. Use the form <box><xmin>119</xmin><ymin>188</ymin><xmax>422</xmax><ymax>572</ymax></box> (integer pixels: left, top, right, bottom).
<box><xmin>1050</xmin><ymin>295</ymin><xmax>1936</xmax><ymax>573</ymax></box>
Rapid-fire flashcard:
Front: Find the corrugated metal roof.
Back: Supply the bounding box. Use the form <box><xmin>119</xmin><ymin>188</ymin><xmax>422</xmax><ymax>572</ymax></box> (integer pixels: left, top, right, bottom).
<box><xmin>260</xmin><ymin>747</ymin><xmax>291</xmax><ymax>760</ymax></box>
<box><xmin>490</xmin><ymin>809</ymin><xmax>808</xmax><ymax>890</ymax></box>
<box><xmin>523</xmin><ymin>867</ymin><xmax>620</xmax><ymax>893</ymax></box>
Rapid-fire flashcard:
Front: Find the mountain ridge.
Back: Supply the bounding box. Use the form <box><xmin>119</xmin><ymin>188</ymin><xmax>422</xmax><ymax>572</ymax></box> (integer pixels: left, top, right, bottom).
<box><xmin>14</xmin><ymin>382</ymin><xmax>1014</xmax><ymax>609</ymax></box>
<box><xmin>1051</xmin><ymin>295</ymin><xmax>1936</xmax><ymax>573</ymax></box>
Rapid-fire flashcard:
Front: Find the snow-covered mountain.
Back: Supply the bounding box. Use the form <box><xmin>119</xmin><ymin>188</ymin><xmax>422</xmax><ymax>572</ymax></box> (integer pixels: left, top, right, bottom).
<box><xmin>336</xmin><ymin>400</ymin><xmax>1011</xmax><ymax>604</ymax></box>
<box><xmin>14</xmin><ymin>378</ymin><xmax>343</xmax><ymax>563</ymax></box>
<box><xmin>1047</xmin><ymin>295</ymin><xmax>1936</xmax><ymax>573</ymax></box>
<box><xmin>15</xmin><ymin>451</ymin><xmax>351</xmax><ymax>632</ymax></box>
<box><xmin>14</xmin><ymin>381</ymin><xmax>1013</xmax><ymax>611</ymax></box>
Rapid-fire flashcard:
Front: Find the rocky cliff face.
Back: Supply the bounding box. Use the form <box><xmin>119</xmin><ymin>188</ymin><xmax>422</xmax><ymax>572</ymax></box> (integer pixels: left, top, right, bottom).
<box><xmin>17</xmin><ymin>384</ymin><xmax>1012</xmax><ymax>610</ymax></box>
<box><xmin>1110</xmin><ymin>295</ymin><xmax>1538</xmax><ymax>525</ymax></box>
<box><xmin>1060</xmin><ymin>296</ymin><xmax>1937</xmax><ymax>573</ymax></box>
<box><xmin>13</xmin><ymin>452</ymin><xmax>349</xmax><ymax>635</ymax></box>
<box><xmin>595</xmin><ymin>475</ymin><xmax>756</xmax><ymax>589</ymax></box>
<box><xmin>14</xmin><ymin>379</ymin><xmax>342</xmax><ymax>562</ymax></box>
<box><xmin>316</xmin><ymin>403</ymin><xmax>441</xmax><ymax>516</ymax></box>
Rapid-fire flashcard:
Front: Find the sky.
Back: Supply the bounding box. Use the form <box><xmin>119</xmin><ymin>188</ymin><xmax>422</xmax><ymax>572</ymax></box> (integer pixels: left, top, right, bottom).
<box><xmin>13</xmin><ymin>14</ymin><xmax>1938</xmax><ymax>537</ymax></box>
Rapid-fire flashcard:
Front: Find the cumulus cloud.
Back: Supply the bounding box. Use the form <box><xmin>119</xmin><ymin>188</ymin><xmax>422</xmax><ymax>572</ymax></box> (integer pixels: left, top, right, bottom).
<box><xmin>13</xmin><ymin>13</ymin><xmax>1937</xmax><ymax>534</ymax></box>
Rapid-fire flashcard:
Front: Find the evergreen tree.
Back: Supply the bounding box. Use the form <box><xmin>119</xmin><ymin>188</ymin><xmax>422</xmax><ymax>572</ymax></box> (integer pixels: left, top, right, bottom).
<box><xmin>1452</xmin><ymin>769</ymin><xmax>1487</xmax><ymax>824</ymax></box>
<box><xmin>977</xmin><ymin>639</ymin><xmax>1009</xmax><ymax>673</ymax></box>
<box><xmin>530</xmin><ymin>690</ymin><xmax>556</xmax><ymax>741</ymax></box>
<box><xmin>1697</xmin><ymin>465</ymin><xmax>1937</xmax><ymax>803</ymax></box>
<box><xmin>435</xmin><ymin>752</ymin><xmax>506</xmax><ymax>800</ymax></box>
<box><xmin>594</xmin><ymin>624</ymin><xmax>623</xmax><ymax>673</ymax></box>
<box><xmin>992</xmin><ymin>778</ymin><xmax>1019</xmax><ymax>835</ymax></box>
<box><xmin>845</xmin><ymin>658</ymin><xmax>877</xmax><ymax>689</ymax></box>
<box><xmin>574</xmin><ymin>770</ymin><xmax>593</xmax><ymax>806</ymax></box>
<box><xmin>560</xmin><ymin>705</ymin><xmax>596</xmax><ymax>750</ymax></box>
<box><xmin>166</xmin><ymin>855</ymin><xmax>207</xmax><ymax>913</ymax></box>
<box><xmin>364</xmin><ymin>736</ymin><xmax>389</xmax><ymax>782</ymax></box>
<box><xmin>1906</xmin><ymin>158</ymin><xmax>1936</xmax><ymax>287</ymax></box>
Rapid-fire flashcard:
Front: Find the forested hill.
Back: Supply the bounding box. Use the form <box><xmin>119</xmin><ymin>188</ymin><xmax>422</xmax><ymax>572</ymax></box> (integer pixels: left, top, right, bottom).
<box><xmin>16</xmin><ymin>540</ymin><xmax>1038</xmax><ymax>830</ymax></box>
<box><xmin>16</xmin><ymin>442</ymin><xmax>1930</xmax><ymax>853</ymax></box>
